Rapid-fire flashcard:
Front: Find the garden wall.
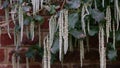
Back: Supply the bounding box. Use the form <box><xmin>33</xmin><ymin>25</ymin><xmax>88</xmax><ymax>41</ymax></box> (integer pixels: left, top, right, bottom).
<box><xmin>0</xmin><ymin>5</ymin><xmax>120</xmax><ymax>68</ymax></box>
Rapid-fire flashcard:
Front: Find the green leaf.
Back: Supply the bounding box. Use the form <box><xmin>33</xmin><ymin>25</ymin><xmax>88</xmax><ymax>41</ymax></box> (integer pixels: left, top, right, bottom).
<box><xmin>70</xmin><ymin>29</ymin><xmax>86</xmax><ymax>39</ymax></box>
<box><xmin>88</xmin><ymin>27</ymin><xmax>98</xmax><ymax>36</ymax></box>
<box><xmin>82</xmin><ymin>0</ymin><xmax>93</xmax><ymax>3</ymax></box>
<box><xmin>0</xmin><ymin>1</ymin><xmax>9</xmax><ymax>9</ymax></box>
<box><xmin>24</xmin><ymin>17</ymin><xmax>31</xmax><ymax>25</ymax></box>
<box><xmin>68</xmin><ymin>13</ymin><xmax>79</xmax><ymax>29</ymax></box>
<box><xmin>107</xmin><ymin>43</ymin><xmax>117</xmax><ymax>61</ymax></box>
<box><xmin>66</xmin><ymin>0</ymin><xmax>81</xmax><ymax>9</ymax></box>
<box><xmin>34</xmin><ymin>15</ymin><xmax>44</xmax><ymax>24</ymax></box>
<box><xmin>107</xmin><ymin>50</ymin><xmax>117</xmax><ymax>61</ymax></box>
<box><xmin>116</xmin><ymin>31</ymin><xmax>120</xmax><ymax>41</ymax></box>
<box><xmin>23</xmin><ymin>6</ymin><xmax>31</xmax><ymax>12</ymax></box>
<box><xmin>90</xmin><ymin>9</ymin><xmax>105</xmax><ymax>23</ymax></box>
<box><xmin>15</xmin><ymin>25</ymin><xmax>21</xmax><ymax>32</ymax></box>
<box><xmin>25</xmin><ymin>49</ymin><xmax>35</xmax><ymax>58</ymax></box>
<box><xmin>19</xmin><ymin>0</ymin><xmax>23</xmax><ymax>4</ymax></box>
<box><xmin>51</xmin><ymin>38</ymin><xmax>59</xmax><ymax>54</ymax></box>
<box><xmin>26</xmin><ymin>44</ymin><xmax>43</xmax><ymax>58</ymax></box>
<box><xmin>49</xmin><ymin>5</ymin><xmax>56</xmax><ymax>14</ymax></box>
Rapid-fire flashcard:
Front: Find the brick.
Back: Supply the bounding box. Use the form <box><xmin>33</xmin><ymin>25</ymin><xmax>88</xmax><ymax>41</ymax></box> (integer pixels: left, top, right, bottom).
<box><xmin>51</xmin><ymin>64</ymin><xmax>69</xmax><ymax>68</ymax></box>
<box><xmin>72</xmin><ymin>64</ymin><xmax>81</xmax><ymax>68</ymax></box>
<box><xmin>0</xmin><ymin>33</ymin><xmax>14</xmax><ymax>46</ymax></box>
<box><xmin>85</xmin><ymin>50</ymin><xmax>99</xmax><ymax>60</ymax></box>
<box><xmin>0</xmin><ymin>64</ymin><xmax>12</xmax><ymax>68</ymax></box>
<box><xmin>40</xmin><ymin>16</ymin><xmax>49</xmax><ymax>29</ymax></box>
<box><xmin>41</xmin><ymin>32</ymin><xmax>48</xmax><ymax>44</ymax></box>
<box><xmin>7</xmin><ymin>47</ymin><xmax>28</xmax><ymax>63</ymax></box>
<box><xmin>21</xmin><ymin>33</ymin><xmax>39</xmax><ymax>45</ymax></box>
<box><xmin>0</xmin><ymin>48</ymin><xmax>5</xmax><ymax>63</ymax></box>
<box><xmin>0</xmin><ymin>10</ymin><xmax>5</xmax><ymax>16</ymax></box>
<box><xmin>0</xmin><ymin>32</ymin><xmax>39</xmax><ymax>46</ymax></box>
<box><xmin>30</xmin><ymin>64</ymin><xmax>41</xmax><ymax>68</ymax></box>
<box><xmin>64</xmin><ymin>51</ymin><xmax>80</xmax><ymax>63</ymax></box>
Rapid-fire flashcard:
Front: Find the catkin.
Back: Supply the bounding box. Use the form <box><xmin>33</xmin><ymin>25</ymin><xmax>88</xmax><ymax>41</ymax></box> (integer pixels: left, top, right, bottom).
<box><xmin>80</xmin><ymin>40</ymin><xmax>84</xmax><ymax>67</ymax></box>
<box><xmin>113</xmin><ymin>21</ymin><xmax>116</xmax><ymax>49</ymax></box>
<box><xmin>63</xmin><ymin>9</ymin><xmax>69</xmax><ymax>54</ymax></box>
<box><xmin>94</xmin><ymin>0</ymin><xmax>98</xmax><ymax>9</ymax></box>
<box><xmin>30</xmin><ymin>22</ymin><xmax>35</xmax><ymax>41</ymax></box>
<box><xmin>102</xmin><ymin>0</ymin><xmax>104</xmax><ymax>7</ymax></box>
<box><xmin>32</xmin><ymin>0</ymin><xmax>43</xmax><ymax>14</ymax></box>
<box><xmin>43</xmin><ymin>35</ymin><xmax>51</xmax><ymax>68</ymax></box>
<box><xmin>117</xmin><ymin>11</ymin><xmax>119</xmax><ymax>30</ymax></box>
<box><xmin>10</xmin><ymin>0</ymin><xmax>13</xmax><ymax>5</ymax></box>
<box><xmin>87</xmin><ymin>20</ymin><xmax>90</xmax><ymax>33</ymax></box>
<box><xmin>58</xmin><ymin>10</ymin><xmax>63</xmax><ymax>61</ymax></box>
<box><xmin>115</xmin><ymin>0</ymin><xmax>120</xmax><ymax>15</ymax></box>
<box><xmin>11</xmin><ymin>10</ymin><xmax>15</xmax><ymax>24</ymax></box>
<box><xmin>17</xmin><ymin>56</ymin><xmax>20</xmax><ymax>68</ymax></box>
<box><xmin>115</xmin><ymin>0</ymin><xmax>120</xmax><ymax>30</ymax></box>
<box><xmin>12</xmin><ymin>54</ymin><xmax>16</xmax><ymax>68</ymax></box>
<box><xmin>81</xmin><ymin>4</ymin><xmax>89</xmax><ymax>35</ymax></box>
<box><xmin>5</xmin><ymin>8</ymin><xmax>12</xmax><ymax>39</ymax></box>
<box><xmin>58</xmin><ymin>9</ymin><xmax>69</xmax><ymax>61</ymax></box>
<box><xmin>41</xmin><ymin>0</ymin><xmax>44</xmax><ymax>9</ymax></box>
<box><xmin>18</xmin><ymin>6</ymin><xmax>24</xmax><ymax>42</ymax></box>
<box><xmin>43</xmin><ymin>36</ymin><xmax>48</xmax><ymax>68</ymax></box>
<box><xmin>11</xmin><ymin>5</ymin><xmax>17</xmax><ymax>24</ymax></box>
<box><xmin>49</xmin><ymin>16</ymin><xmax>56</xmax><ymax>47</ymax></box>
<box><xmin>31</xmin><ymin>0</ymin><xmax>36</xmax><ymax>14</ymax></box>
<box><xmin>106</xmin><ymin>6</ymin><xmax>111</xmax><ymax>43</ymax></box>
<box><xmin>81</xmin><ymin>5</ymin><xmax>86</xmax><ymax>35</ymax></box>
<box><xmin>26</xmin><ymin>57</ymin><xmax>29</xmax><ymax>68</ymax></box>
<box><xmin>47</xmin><ymin>36</ymin><xmax>51</xmax><ymax>68</ymax></box>
<box><xmin>99</xmin><ymin>24</ymin><xmax>106</xmax><ymax>68</ymax></box>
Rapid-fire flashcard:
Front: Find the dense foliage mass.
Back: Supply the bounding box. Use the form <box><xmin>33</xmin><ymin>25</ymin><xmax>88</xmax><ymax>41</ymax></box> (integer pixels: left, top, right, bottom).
<box><xmin>0</xmin><ymin>0</ymin><xmax>120</xmax><ymax>68</ymax></box>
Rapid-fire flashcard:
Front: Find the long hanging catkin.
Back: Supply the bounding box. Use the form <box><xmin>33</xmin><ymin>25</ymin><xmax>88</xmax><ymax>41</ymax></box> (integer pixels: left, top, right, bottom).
<box><xmin>12</xmin><ymin>54</ymin><xmax>16</xmax><ymax>68</ymax></box>
<box><xmin>99</xmin><ymin>24</ymin><xmax>106</xmax><ymax>68</ymax></box>
<box><xmin>81</xmin><ymin>4</ymin><xmax>89</xmax><ymax>35</ymax></box>
<box><xmin>43</xmin><ymin>36</ymin><xmax>48</xmax><ymax>68</ymax></box>
<box><xmin>11</xmin><ymin>5</ymin><xmax>17</xmax><ymax>24</ymax></box>
<box><xmin>47</xmin><ymin>36</ymin><xmax>51</xmax><ymax>68</ymax></box>
<box><xmin>18</xmin><ymin>6</ymin><xmax>24</xmax><ymax>42</ymax></box>
<box><xmin>102</xmin><ymin>0</ymin><xmax>104</xmax><ymax>7</ymax></box>
<box><xmin>49</xmin><ymin>16</ymin><xmax>56</xmax><ymax>47</ymax></box>
<box><xmin>58</xmin><ymin>10</ymin><xmax>63</xmax><ymax>61</ymax></box>
<box><xmin>41</xmin><ymin>0</ymin><xmax>44</xmax><ymax>9</ymax></box>
<box><xmin>17</xmin><ymin>56</ymin><xmax>20</xmax><ymax>68</ymax></box>
<box><xmin>94</xmin><ymin>0</ymin><xmax>98</xmax><ymax>9</ymax></box>
<box><xmin>5</xmin><ymin>8</ymin><xmax>12</xmax><ymax>39</ymax></box>
<box><xmin>30</xmin><ymin>22</ymin><xmax>35</xmax><ymax>41</ymax></box>
<box><xmin>80</xmin><ymin>40</ymin><xmax>84</xmax><ymax>67</ymax></box>
<box><xmin>63</xmin><ymin>9</ymin><xmax>69</xmax><ymax>54</ymax></box>
<box><xmin>115</xmin><ymin>0</ymin><xmax>120</xmax><ymax>30</ymax></box>
<box><xmin>106</xmin><ymin>6</ymin><xmax>111</xmax><ymax>43</ymax></box>
<box><xmin>113</xmin><ymin>21</ymin><xmax>116</xmax><ymax>49</ymax></box>
<box><xmin>58</xmin><ymin>9</ymin><xmax>69</xmax><ymax>61</ymax></box>
<box><xmin>32</xmin><ymin>0</ymin><xmax>43</xmax><ymax>14</ymax></box>
<box><xmin>31</xmin><ymin>0</ymin><xmax>36</xmax><ymax>14</ymax></box>
<box><xmin>26</xmin><ymin>57</ymin><xmax>29</xmax><ymax>68</ymax></box>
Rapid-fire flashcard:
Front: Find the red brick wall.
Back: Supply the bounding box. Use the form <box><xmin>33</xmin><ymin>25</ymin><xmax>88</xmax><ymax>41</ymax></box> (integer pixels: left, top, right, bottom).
<box><xmin>1</xmin><ymin>7</ymin><xmax>120</xmax><ymax>68</ymax></box>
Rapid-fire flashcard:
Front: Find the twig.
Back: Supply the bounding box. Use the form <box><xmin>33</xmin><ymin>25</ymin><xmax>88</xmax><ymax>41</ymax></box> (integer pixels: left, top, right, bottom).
<box><xmin>61</xmin><ymin>0</ymin><xmax>66</xmax><ymax>10</ymax></box>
